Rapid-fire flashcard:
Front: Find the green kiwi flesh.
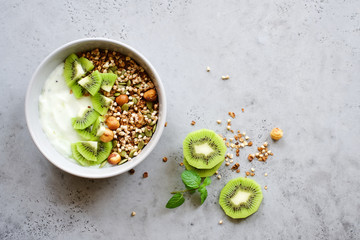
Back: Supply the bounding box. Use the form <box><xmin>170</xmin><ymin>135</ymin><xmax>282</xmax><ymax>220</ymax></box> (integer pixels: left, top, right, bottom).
<box><xmin>91</xmin><ymin>116</ymin><xmax>106</xmax><ymax>137</ymax></box>
<box><xmin>76</xmin><ymin>141</ymin><xmax>98</xmax><ymax>161</ymax></box>
<box><xmin>71</xmin><ymin>82</ymin><xmax>86</xmax><ymax>99</ymax></box>
<box><xmin>219</xmin><ymin>177</ymin><xmax>263</xmax><ymax>219</ymax></box>
<box><xmin>63</xmin><ymin>53</ymin><xmax>86</xmax><ymax>87</ymax></box>
<box><xmin>78</xmin><ymin>57</ymin><xmax>94</xmax><ymax>72</ymax></box>
<box><xmin>78</xmin><ymin>70</ymin><xmax>102</xmax><ymax>96</ymax></box>
<box><xmin>76</xmin><ymin>127</ymin><xmax>98</xmax><ymax>141</ymax></box>
<box><xmin>183</xmin><ymin>129</ymin><xmax>226</xmax><ymax>169</ymax></box>
<box><xmin>71</xmin><ymin>143</ymin><xmax>98</xmax><ymax>166</ymax></box>
<box><xmin>96</xmin><ymin>141</ymin><xmax>113</xmax><ymax>162</ymax></box>
<box><xmin>101</xmin><ymin>73</ymin><xmax>117</xmax><ymax>92</ymax></box>
<box><xmin>91</xmin><ymin>93</ymin><xmax>113</xmax><ymax>115</ymax></box>
<box><xmin>71</xmin><ymin>108</ymin><xmax>100</xmax><ymax>130</ymax></box>
<box><xmin>183</xmin><ymin>157</ymin><xmax>223</xmax><ymax>177</ymax></box>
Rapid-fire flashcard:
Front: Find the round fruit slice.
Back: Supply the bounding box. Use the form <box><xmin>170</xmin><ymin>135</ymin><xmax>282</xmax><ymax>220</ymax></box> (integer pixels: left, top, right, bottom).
<box><xmin>183</xmin><ymin>129</ymin><xmax>226</xmax><ymax>169</ymax></box>
<box><xmin>183</xmin><ymin>157</ymin><xmax>223</xmax><ymax>177</ymax></box>
<box><xmin>219</xmin><ymin>177</ymin><xmax>263</xmax><ymax>219</ymax></box>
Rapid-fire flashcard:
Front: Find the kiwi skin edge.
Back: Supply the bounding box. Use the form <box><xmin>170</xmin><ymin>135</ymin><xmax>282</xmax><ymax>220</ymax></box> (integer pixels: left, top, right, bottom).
<box><xmin>183</xmin><ymin>157</ymin><xmax>223</xmax><ymax>177</ymax></box>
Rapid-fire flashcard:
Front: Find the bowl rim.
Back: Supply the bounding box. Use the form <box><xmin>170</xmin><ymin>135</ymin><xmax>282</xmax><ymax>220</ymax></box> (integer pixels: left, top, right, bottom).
<box><xmin>25</xmin><ymin>38</ymin><xmax>167</xmax><ymax>178</ymax></box>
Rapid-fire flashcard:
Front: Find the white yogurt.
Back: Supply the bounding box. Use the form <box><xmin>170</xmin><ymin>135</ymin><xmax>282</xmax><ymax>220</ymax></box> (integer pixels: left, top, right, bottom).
<box><xmin>39</xmin><ymin>63</ymin><xmax>93</xmax><ymax>157</ymax></box>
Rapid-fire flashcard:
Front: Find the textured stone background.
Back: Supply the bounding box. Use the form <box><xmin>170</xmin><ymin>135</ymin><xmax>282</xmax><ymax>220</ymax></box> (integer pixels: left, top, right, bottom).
<box><xmin>1</xmin><ymin>0</ymin><xmax>359</xmax><ymax>239</ymax></box>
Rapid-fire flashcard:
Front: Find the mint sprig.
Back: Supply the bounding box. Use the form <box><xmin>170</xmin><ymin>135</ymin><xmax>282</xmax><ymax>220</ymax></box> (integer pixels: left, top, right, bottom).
<box><xmin>166</xmin><ymin>170</ymin><xmax>212</xmax><ymax>209</ymax></box>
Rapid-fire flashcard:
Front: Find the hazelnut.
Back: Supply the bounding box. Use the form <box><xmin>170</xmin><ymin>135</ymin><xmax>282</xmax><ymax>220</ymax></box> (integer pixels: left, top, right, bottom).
<box><xmin>100</xmin><ymin>128</ymin><xmax>114</xmax><ymax>143</ymax></box>
<box><xmin>108</xmin><ymin>152</ymin><xmax>121</xmax><ymax>165</ymax></box>
<box><xmin>116</xmin><ymin>95</ymin><xmax>129</xmax><ymax>106</ymax></box>
<box><xmin>270</xmin><ymin>128</ymin><xmax>283</xmax><ymax>141</ymax></box>
<box><xmin>106</xmin><ymin>116</ymin><xmax>120</xmax><ymax>130</ymax></box>
<box><xmin>144</xmin><ymin>89</ymin><xmax>157</xmax><ymax>101</ymax></box>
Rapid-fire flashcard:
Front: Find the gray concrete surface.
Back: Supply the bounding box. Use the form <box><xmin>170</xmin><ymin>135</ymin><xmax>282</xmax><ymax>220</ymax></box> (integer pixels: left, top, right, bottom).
<box><xmin>1</xmin><ymin>0</ymin><xmax>359</xmax><ymax>239</ymax></box>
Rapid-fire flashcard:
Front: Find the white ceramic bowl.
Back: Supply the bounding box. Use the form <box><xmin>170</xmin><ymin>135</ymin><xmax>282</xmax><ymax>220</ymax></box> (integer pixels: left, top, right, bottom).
<box><xmin>25</xmin><ymin>38</ymin><xmax>166</xmax><ymax>178</ymax></box>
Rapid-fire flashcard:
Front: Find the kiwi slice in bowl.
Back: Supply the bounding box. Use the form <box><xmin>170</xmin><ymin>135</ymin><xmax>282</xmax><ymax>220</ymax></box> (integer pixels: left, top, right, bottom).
<box><xmin>183</xmin><ymin>157</ymin><xmax>223</xmax><ymax>177</ymax></box>
<box><xmin>76</xmin><ymin>141</ymin><xmax>98</xmax><ymax>161</ymax></box>
<box><xmin>96</xmin><ymin>141</ymin><xmax>113</xmax><ymax>163</ymax></box>
<box><xmin>71</xmin><ymin>107</ymin><xmax>100</xmax><ymax>130</ymax></box>
<box><xmin>71</xmin><ymin>143</ymin><xmax>97</xmax><ymax>166</ymax></box>
<box><xmin>183</xmin><ymin>129</ymin><xmax>226</xmax><ymax>169</ymax></box>
<box><xmin>91</xmin><ymin>116</ymin><xmax>106</xmax><ymax>137</ymax></box>
<box><xmin>63</xmin><ymin>53</ymin><xmax>86</xmax><ymax>87</ymax></box>
<box><xmin>91</xmin><ymin>93</ymin><xmax>113</xmax><ymax>115</ymax></box>
<box><xmin>78</xmin><ymin>57</ymin><xmax>94</xmax><ymax>72</ymax></box>
<box><xmin>219</xmin><ymin>177</ymin><xmax>263</xmax><ymax>219</ymax></box>
<box><xmin>100</xmin><ymin>73</ymin><xmax>117</xmax><ymax>92</ymax></box>
<box><xmin>78</xmin><ymin>70</ymin><xmax>102</xmax><ymax>96</ymax></box>
<box><xmin>75</xmin><ymin>127</ymin><xmax>98</xmax><ymax>141</ymax></box>
<box><xmin>71</xmin><ymin>82</ymin><xmax>86</xmax><ymax>99</ymax></box>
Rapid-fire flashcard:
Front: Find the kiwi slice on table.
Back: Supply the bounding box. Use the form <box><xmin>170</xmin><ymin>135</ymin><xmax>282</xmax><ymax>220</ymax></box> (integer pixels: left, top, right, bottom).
<box><xmin>78</xmin><ymin>70</ymin><xmax>102</xmax><ymax>96</ymax></box>
<box><xmin>183</xmin><ymin>157</ymin><xmax>223</xmax><ymax>178</ymax></box>
<box><xmin>71</xmin><ymin>143</ymin><xmax>97</xmax><ymax>166</ymax></box>
<box><xmin>76</xmin><ymin>141</ymin><xmax>98</xmax><ymax>161</ymax></box>
<box><xmin>63</xmin><ymin>53</ymin><xmax>86</xmax><ymax>87</ymax></box>
<box><xmin>72</xmin><ymin>107</ymin><xmax>100</xmax><ymax>130</ymax></box>
<box><xmin>183</xmin><ymin>129</ymin><xmax>226</xmax><ymax>169</ymax></box>
<box><xmin>100</xmin><ymin>73</ymin><xmax>117</xmax><ymax>92</ymax></box>
<box><xmin>91</xmin><ymin>116</ymin><xmax>106</xmax><ymax>137</ymax></box>
<box><xmin>78</xmin><ymin>57</ymin><xmax>94</xmax><ymax>72</ymax></box>
<box><xmin>76</xmin><ymin>127</ymin><xmax>98</xmax><ymax>141</ymax></box>
<box><xmin>219</xmin><ymin>177</ymin><xmax>263</xmax><ymax>219</ymax></box>
<box><xmin>91</xmin><ymin>93</ymin><xmax>113</xmax><ymax>115</ymax></box>
<box><xmin>96</xmin><ymin>141</ymin><xmax>113</xmax><ymax>163</ymax></box>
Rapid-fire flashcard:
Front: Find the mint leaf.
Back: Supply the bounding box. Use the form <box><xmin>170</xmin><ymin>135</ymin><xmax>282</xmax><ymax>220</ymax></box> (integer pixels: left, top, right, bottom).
<box><xmin>181</xmin><ymin>170</ymin><xmax>201</xmax><ymax>189</ymax></box>
<box><xmin>166</xmin><ymin>193</ymin><xmax>185</xmax><ymax>209</ymax></box>
<box><xmin>202</xmin><ymin>177</ymin><xmax>211</xmax><ymax>186</ymax></box>
<box><xmin>198</xmin><ymin>186</ymin><xmax>208</xmax><ymax>204</ymax></box>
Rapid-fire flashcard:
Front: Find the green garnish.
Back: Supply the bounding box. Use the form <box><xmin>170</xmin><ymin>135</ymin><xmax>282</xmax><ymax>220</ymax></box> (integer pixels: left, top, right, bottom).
<box><xmin>165</xmin><ymin>170</ymin><xmax>211</xmax><ymax>209</ymax></box>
